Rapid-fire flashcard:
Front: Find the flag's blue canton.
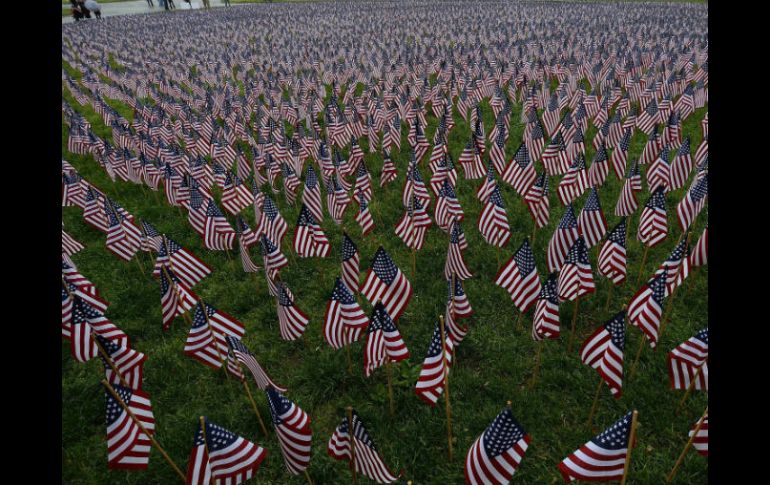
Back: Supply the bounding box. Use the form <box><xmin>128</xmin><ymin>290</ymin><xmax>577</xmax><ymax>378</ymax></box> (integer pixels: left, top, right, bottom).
<box><xmin>297</xmin><ymin>205</ymin><xmax>316</xmax><ymax>227</ymax></box>
<box><xmin>667</xmin><ymin>240</ymin><xmax>688</xmax><ymax>264</ymax></box>
<box><xmin>206</xmin><ymin>199</ymin><xmax>225</xmax><ymax>218</ymax></box>
<box><xmin>304</xmin><ymin>165</ymin><xmax>318</xmax><ymax>189</ymax></box>
<box><xmin>278</xmin><ymin>284</ymin><xmax>293</xmax><ymax>307</ymax></box>
<box><xmin>548</xmin><ymin>94</ymin><xmax>559</xmax><ymax>111</ymax></box>
<box><xmin>442</xmin><ymin>180</ymin><xmax>457</xmax><ymax>199</ymax></box>
<box><xmin>606</xmin><ymin>311</ymin><xmax>626</xmax><ymax>351</ymax></box>
<box><xmin>649</xmin><ymin>271</ymin><xmax>667</xmax><ymax>303</ymax></box>
<box><xmin>514</xmin><ymin>239</ymin><xmax>536</xmax><ymax>276</ymax></box>
<box><xmin>593</xmin><ymin>144</ymin><xmax>608</xmax><ymax>163</ymax></box>
<box><xmin>628</xmin><ymin>161</ymin><xmax>641</xmax><ymax>179</ymax></box>
<box><xmin>533</xmin><ymin>172</ymin><xmax>548</xmax><ymax>194</ymax></box>
<box><xmin>226</xmin><ymin>335</ymin><xmax>250</xmax><ymax>356</ymax></box>
<box><xmin>341</xmin><ymin>234</ymin><xmax>357</xmax><ymax>261</ymax></box>
<box><xmin>482</xmin><ymin>409</ymin><xmax>527</xmax><ymax>458</ymax></box>
<box><xmin>573</xmin><ymin>126</ymin><xmax>584</xmax><ymax>144</ymax></box>
<box><xmin>585</xmin><ymin>188</ymin><xmax>602</xmax><ymax>211</ymax></box>
<box><xmin>260</xmin><ymin>235</ymin><xmax>278</xmax><ymax>255</ymax></box>
<box><xmin>450</xmin><ymin>222</ymin><xmax>463</xmax><ymax>244</ymax></box>
<box><xmin>266</xmin><ymin>387</ymin><xmax>292</xmax><ymax>425</ymax></box>
<box><xmin>357</xmin><ymin>192</ymin><xmax>369</xmax><ymax>211</ymax></box>
<box><xmin>410</xmin><ymin>163</ymin><xmax>424</xmax><ymax>183</ymax></box>
<box><xmin>607</xmin><ymin>219</ymin><xmax>627</xmax><ymax>245</ymax></box>
<box><xmin>697</xmin><ymin>155</ymin><xmax>708</xmax><ymax>173</ymax></box>
<box><xmin>531</xmin><ymin>121</ymin><xmax>544</xmax><ymax>139</ymax></box>
<box><xmin>224</xmin><ymin>172</ymin><xmax>235</xmax><ymax>187</ymax></box>
<box><xmin>485</xmin><ymin>163</ymin><xmax>496</xmax><ymax>181</ymax></box>
<box><xmin>332</xmin><ymin>277</ymin><xmax>356</xmax><ymax>303</ymax></box>
<box><xmin>565</xmin><ymin>236</ymin><xmax>589</xmax><ymax>264</ymax></box>
<box><xmin>646</xmin><ymin>98</ymin><xmax>658</xmax><ymax>115</ymax></box>
<box><xmin>571</xmin><ymin>153</ymin><xmax>586</xmax><ymax>171</ymax></box>
<box><xmin>690</xmin><ymin>175</ymin><xmax>708</xmax><ymax>202</ymax></box>
<box><xmin>213</xmin><ymin>162</ymin><xmax>225</xmax><ymax>176</ymax></box>
<box><xmin>62</xmin><ymin>284</ymin><xmax>70</xmax><ymax>303</ymax></box>
<box><xmin>619</xmin><ymin>129</ymin><xmax>632</xmax><ymax>151</ymax></box>
<box><xmin>575</xmin><ymin>103</ymin><xmax>587</xmax><ymax>121</ymax></box>
<box><xmin>678</xmin><ymin>137</ymin><xmax>691</xmax><ymax>156</ymax></box>
<box><xmin>159</xmin><ymin>268</ymin><xmax>181</xmax><ymax>292</ymax></box>
<box><xmin>541</xmin><ymin>273</ymin><xmax>559</xmax><ymax>303</ymax></box>
<box><xmin>235</xmin><ymin>215</ymin><xmax>249</xmax><ymax>234</ymax></box>
<box><xmin>694</xmin><ymin>328</ymin><xmax>709</xmax><ymax>346</ymax></box>
<box><xmin>199</xmin><ymin>419</ymin><xmax>240</xmax><ymax>451</ymax></box>
<box><xmin>659</xmin><ymin>145</ymin><xmax>671</xmax><ymax>163</ymax></box>
<box><xmin>563</xmin><ymin>112</ymin><xmax>573</xmax><ymax>129</ymax></box>
<box><xmin>142</xmin><ymin>220</ymin><xmax>161</xmax><ymax>237</ymax></box>
<box><xmin>648</xmin><ymin>188</ymin><xmax>667</xmax><ymax>210</ymax></box>
<box><xmin>495</xmin><ymin>129</ymin><xmax>506</xmax><ymax>148</ymax></box>
<box><xmin>350</xmin><ymin>411</ymin><xmax>377</xmax><ymax>450</ymax></box>
<box><xmin>85</xmin><ymin>187</ymin><xmax>97</xmax><ymax>202</ymax></box>
<box><xmin>192</xmin><ymin>302</ymin><xmax>212</xmax><ymax>329</ymax></box>
<box><xmin>264</xmin><ymin>197</ymin><xmax>279</xmax><ymax>219</ymax></box>
<box><xmin>559</xmin><ymin>205</ymin><xmax>578</xmax><ymax>229</ymax></box>
<box><xmin>96</xmin><ymin>333</ymin><xmax>119</xmax><ymax>355</ymax></box>
<box><xmin>591</xmin><ymin>412</ymin><xmax>633</xmax><ymax>450</ymax></box>
<box><xmin>489</xmin><ymin>186</ymin><xmax>505</xmax><ymax>208</ymax></box>
<box><xmin>514</xmin><ymin>144</ymin><xmax>531</xmax><ymax>168</ymax></box>
<box><xmin>189</xmin><ymin>188</ymin><xmax>204</xmax><ymax>210</ymax></box>
<box><xmin>357</xmin><ymin>161</ymin><xmax>368</xmax><ymax>178</ymax></box>
<box><xmin>105</xmin><ymin>383</ymin><xmax>133</xmax><ymax>426</ymax></box>
<box><xmin>426</xmin><ymin>323</ymin><xmax>445</xmax><ymax>358</ymax></box>
<box><xmin>447</xmin><ymin>277</ymin><xmax>465</xmax><ymax>303</ymax></box>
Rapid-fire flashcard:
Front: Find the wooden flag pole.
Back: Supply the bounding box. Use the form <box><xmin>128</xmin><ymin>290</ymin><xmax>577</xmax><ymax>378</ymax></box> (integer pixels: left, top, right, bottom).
<box><xmin>620</xmin><ymin>410</ymin><xmax>639</xmax><ymax>485</ymax></box>
<box><xmin>676</xmin><ymin>365</ymin><xmax>704</xmax><ymax>415</ymax></box>
<box><xmin>346</xmin><ymin>406</ymin><xmax>358</xmax><ymax>485</ymax></box>
<box><xmin>345</xmin><ymin>344</ymin><xmax>353</xmax><ymax>375</ymax></box>
<box><xmin>101</xmin><ymin>380</ymin><xmax>186</xmax><ymax>482</ymax></box>
<box><xmin>438</xmin><ymin>314</ymin><xmax>453</xmax><ymax>461</ymax></box>
<box><xmin>385</xmin><ymin>357</ymin><xmax>395</xmax><ymax>416</ymax></box>
<box><xmin>628</xmin><ymin>334</ymin><xmax>647</xmax><ymax>380</ymax></box>
<box><xmin>587</xmin><ymin>377</ymin><xmax>604</xmax><ymax>429</ymax></box>
<box><xmin>604</xmin><ymin>283</ymin><xmax>614</xmax><ymax>314</ymax></box>
<box><xmin>242</xmin><ymin>379</ymin><xmax>270</xmax><ymax>435</ymax></box>
<box><xmin>528</xmin><ymin>341</ymin><xmax>543</xmax><ymax>389</ymax></box>
<box><xmin>666</xmin><ymin>406</ymin><xmax>708</xmax><ymax>483</ymax></box>
<box><xmin>567</xmin><ymin>297</ymin><xmax>581</xmax><ymax>353</ymax></box>
<box><xmin>531</xmin><ymin>223</ymin><xmax>538</xmax><ymax>246</ymax></box>
<box><xmin>94</xmin><ymin>338</ymin><xmax>132</xmax><ymax>390</ymax></box>
<box><xmin>303</xmin><ymin>469</ymin><xmax>313</xmax><ymax>485</ymax></box>
<box><xmin>199</xmin><ymin>416</ymin><xmax>215</xmax><ymax>485</ymax></box>
<box><xmin>636</xmin><ymin>245</ymin><xmax>650</xmax><ymax>287</ymax></box>
<box><xmin>450</xmin><ymin>271</ymin><xmax>457</xmax><ymax>360</ymax></box>
<box><xmin>515</xmin><ymin>310</ymin><xmax>524</xmax><ymax>331</ymax></box>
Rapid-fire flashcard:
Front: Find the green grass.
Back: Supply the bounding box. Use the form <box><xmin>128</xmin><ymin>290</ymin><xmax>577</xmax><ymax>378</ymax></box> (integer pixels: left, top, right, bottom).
<box><xmin>62</xmin><ymin>59</ymin><xmax>708</xmax><ymax>484</ymax></box>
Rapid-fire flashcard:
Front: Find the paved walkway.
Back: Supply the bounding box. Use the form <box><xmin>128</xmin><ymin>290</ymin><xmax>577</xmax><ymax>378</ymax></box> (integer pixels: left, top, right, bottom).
<box><xmin>63</xmin><ymin>0</ymin><xmax>229</xmax><ymax>24</ymax></box>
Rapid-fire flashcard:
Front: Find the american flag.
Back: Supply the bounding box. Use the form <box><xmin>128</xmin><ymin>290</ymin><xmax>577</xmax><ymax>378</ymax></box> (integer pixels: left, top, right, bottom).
<box><xmin>689</xmin><ymin>226</ymin><xmax>708</xmax><ymax>267</ymax></box>
<box><xmin>159</xmin><ymin>267</ymin><xmax>198</xmax><ymax>331</ymax></box>
<box><xmin>353</xmin><ymin>160</ymin><xmax>373</xmax><ymax>203</ymax></box>
<box><xmin>185</xmin><ymin>417</ymin><xmax>267</xmax><ymax>485</ymax></box>
<box><xmin>541</xmin><ymin>132</ymin><xmax>570</xmax><ymax>176</ymax></box>
<box><xmin>577</xmin><ymin>187</ymin><xmax>608</xmax><ymax>248</ymax></box>
<box><xmin>293</xmin><ymin>203</ymin><xmax>331</xmax><ymax>257</ymax></box>
<box><xmin>669</xmin><ymin>137</ymin><xmax>693</xmax><ymax>191</ymax></box>
<box><xmin>444</xmin><ymin>277</ymin><xmax>474</xmax><ymax>345</ymax></box>
<box><xmin>62</xmin><ymin>268</ymin><xmax>109</xmax><ymax>314</ymax></box>
<box><xmin>502</xmin><ymin>143</ymin><xmax>536</xmax><ymax>196</ymax></box>
<box><xmin>640</xmin><ymin>127</ymin><xmax>662</xmax><ymax>166</ymax></box>
<box><xmin>301</xmin><ymin>165</ymin><xmax>324</xmax><ymax>223</ymax></box>
<box><xmin>495</xmin><ymin>238</ymin><xmax>542</xmax><ymax>313</ymax></box>
<box><xmin>104</xmin><ymin>201</ymin><xmax>142</xmax><ymax>261</ymax></box>
<box><xmin>281</xmin><ymin>162</ymin><xmax>301</xmax><ymax>206</ymax></box>
<box><xmin>361</xmin><ymin>246</ymin><xmax>413</xmax><ymax>321</ymax></box>
<box><xmin>341</xmin><ymin>232</ymin><xmax>360</xmax><ymax>295</ymax></box>
<box><xmin>139</xmin><ymin>220</ymin><xmax>163</xmax><ymax>253</ymax></box>
<box><xmin>403</xmin><ymin>160</ymin><xmax>432</xmax><ymax>210</ymax></box>
<box><xmin>355</xmin><ymin>191</ymin><xmax>375</xmax><ymax>236</ymax></box>
<box><xmin>104</xmin><ymin>382</ymin><xmax>155</xmax><ymax>470</ymax></box>
<box><xmin>459</xmin><ymin>138</ymin><xmax>486</xmax><ymax>180</ymax></box>
<box><xmin>557</xmin><ymin>153</ymin><xmax>588</xmax><ymax>206</ymax></box>
<box><xmin>276</xmin><ymin>281</ymin><xmax>310</xmax><ymax>341</ymax></box>
<box><xmin>258</xmin><ymin>196</ymin><xmax>288</xmax><ymax>246</ymax></box>
<box><xmin>636</xmin><ymin>96</ymin><xmax>660</xmax><ymax>134</ymax></box>
<box><xmin>610</xmin><ymin>129</ymin><xmax>631</xmax><ymax>180</ymax></box>
<box><xmin>557</xmin><ymin>236</ymin><xmax>596</xmax><ymax>302</ymax></box>
<box><xmin>525</xmin><ymin>172</ymin><xmax>551</xmax><ymax>229</ymax></box>
<box><xmin>380</xmin><ymin>149</ymin><xmax>398</xmax><ymax>187</ymax></box>
<box><xmin>676</xmin><ymin>174</ymin><xmax>707</xmax><ymax>231</ymax></box>
<box><xmin>489</xmin><ymin>128</ymin><xmax>508</xmax><ymax>175</ymax></box>
<box><xmin>436</xmin><ymin>179</ymin><xmax>465</xmax><ymax>231</ymax></box>
<box><xmin>265</xmin><ymin>387</ymin><xmax>312</xmax><ymax>475</ymax></box>
<box><xmin>464</xmin><ymin>407</ymin><xmax>531</xmax><ymax>485</ymax></box>
<box><xmin>598</xmin><ymin>218</ymin><xmax>627</xmax><ymax>285</ymax></box>
<box><xmin>184</xmin><ymin>301</ymin><xmax>246</xmax><ymax>373</ymax></box>
<box><xmin>97</xmin><ymin>334</ymin><xmax>146</xmax><ymax>391</ymax></box>
<box><xmin>658</xmin><ymin>238</ymin><xmax>691</xmax><ymax>296</ymax></box>
<box><xmin>69</xmin><ymin>296</ymin><xmax>127</xmax><ymax>362</ymax></box>
<box><xmin>478</xmin><ymin>186</ymin><xmax>511</xmax><ymax>248</ymax></box>
<box><xmin>260</xmin><ymin>234</ymin><xmax>289</xmax><ymax>278</ymax></box>
<box><xmin>222</xmin><ymin>173</ymin><xmax>255</xmax><ymax>215</ymax></box>
<box><xmin>395</xmin><ymin>195</ymin><xmax>432</xmax><ymax>250</ymax></box>
<box><xmin>323</xmin><ymin>277</ymin><xmax>369</xmax><ymax>350</ymax></box>
<box><xmin>225</xmin><ymin>335</ymin><xmax>286</xmax><ymax>392</ymax></box>
<box><xmin>579</xmin><ymin>310</ymin><xmax>626</xmax><ymax>398</ymax></box>
<box><xmin>647</xmin><ymin>145</ymin><xmax>671</xmax><ymax>194</ymax></box>
<box><xmin>688</xmin><ymin>413</ymin><xmax>709</xmax><ymax>457</ymax></box>
<box><xmin>637</xmin><ymin>188</ymin><xmax>668</xmax><ymax>248</ymax></box>
<box><xmin>668</xmin><ymin>328</ymin><xmax>708</xmax><ymax>391</ymax></box>
<box><xmin>587</xmin><ymin>144</ymin><xmax>609</xmax><ymax>188</ymax></box>
<box><xmin>477</xmin><ymin>163</ymin><xmax>497</xmax><ymax>204</ymax></box>
<box><xmin>364</xmin><ymin>302</ymin><xmax>410</xmax><ymax>377</ymax></box>
<box><xmin>547</xmin><ymin>204</ymin><xmax>580</xmax><ymax>273</ymax></box>
<box><xmin>203</xmin><ymin>199</ymin><xmax>236</xmax><ymax>250</ymax></box>
<box><xmin>186</xmin><ymin>187</ymin><xmax>207</xmax><ymax>236</ymax></box>
<box><xmin>415</xmin><ymin>320</ymin><xmax>454</xmax><ymax>406</ymax></box>
<box><xmin>62</xmin><ymin>226</ymin><xmax>85</xmax><ymax>256</ymax></box>
<box><xmin>153</xmin><ymin>237</ymin><xmax>212</xmax><ymax>288</ymax></box>
<box><xmin>627</xmin><ymin>269</ymin><xmax>667</xmax><ymax>349</ymax></box>
<box><xmin>615</xmin><ymin>160</ymin><xmax>641</xmax><ymax>217</ymax></box>
<box><xmin>558</xmin><ymin>411</ymin><xmax>635</xmax><ymax>482</ymax></box>
<box><xmin>445</xmin><ymin>220</ymin><xmax>473</xmax><ymax>280</ymax></box>
<box><xmin>235</xmin><ymin>216</ymin><xmax>261</xmax><ymax>273</ymax></box>
<box><xmin>327</xmin><ymin>409</ymin><xmax>400</xmax><ymax>484</ymax></box>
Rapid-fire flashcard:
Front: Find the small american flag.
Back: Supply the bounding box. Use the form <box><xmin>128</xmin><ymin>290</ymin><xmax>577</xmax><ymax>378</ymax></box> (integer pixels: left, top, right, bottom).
<box><xmin>104</xmin><ymin>201</ymin><xmax>142</xmax><ymax>261</ymax></box>
<box><xmin>502</xmin><ymin>143</ymin><xmax>536</xmax><ymax>196</ymax></box>
<box><xmin>97</xmin><ymin>334</ymin><xmax>146</xmax><ymax>391</ymax></box>
<box><xmin>558</xmin><ymin>411</ymin><xmax>635</xmax><ymax>482</ymax></box>
<box><xmin>598</xmin><ymin>218</ymin><xmax>627</xmax><ymax>285</ymax></box>
<box><xmin>557</xmin><ymin>236</ymin><xmax>596</xmax><ymax>302</ymax></box>
<box><xmin>380</xmin><ymin>149</ymin><xmax>398</xmax><ymax>187</ymax></box>
<box><xmin>525</xmin><ymin>172</ymin><xmax>550</xmax><ymax>229</ymax></box>
<box><xmin>159</xmin><ymin>267</ymin><xmax>198</xmax><ymax>331</ymax></box>
<box><xmin>260</xmin><ymin>234</ymin><xmax>288</xmax><ymax>278</ymax></box>
<box><xmin>341</xmin><ymin>232</ymin><xmax>360</xmax><ymax>295</ymax></box>
<box><xmin>637</xmin><ymin>188</ymin><xmax>668</xmax><ymax>248</ymax></box>
<box><xmin>265</xmin><ymin>387</ymin><xmax>312</xmax><ymax>475</ymax></box>
<box><xmin>557</xmin><ymin>153</ymin><xmax>588</xmax><ymax>206</ymax></box>
<box><xmin>547</xmin><ymin>204</ymin><xmax>580</xmax><ymax>273</ymax></box>
<box><xmin>139</xmin><ymin>220</ymin><xmax>163</xmax><ymax>253</ymax></box>
<box><xmin>478</xmin><ymin>186</ymin><xmax>511</xmax><ymax>248</ymax></box>
<box><xmin>464</xmin><ymin>407</ymin><xmax>531</xmax><ymax>485</ymax></box>
<box><xmin>689</xmin><ymin>226</ymin><xmax>708</xmax><ymax>267</ymax></box>
<box><xmin>615</xmin><ymin>160</ymin><xmax>641</xmax><ymax>217</ymax></box>
<box><xmin>276</xmin><ymin>281</ymin><xmax>310</xmax><ymax>341</ymax></box>
<box><xmin>361</xmin><ymin>246</ymin><xmax>413</xmax><ymax>321</ymax></box>
<box><xmin>185</xmin><ymin>417</ymin><xmax>267</xmax><ymax>485</ymax></box>
<box><xmin>355</xmin><ymin>191</ymin><xmax>375</xmax><ymax>236</ymax></box>
<box><xmin>627</xmin><ymin>269</ymin><xmax>667</xmax><ymax>349</ymax></box>
<box><xmin>415</xmin><ymin>320</ymin><xmax>454</xmax><ymax>406</ymax></box>
<box><xmin>301</xmin><ymin>165</ymin><xmax>324</xmax><ymax>223</ymax></box>
<box><xmin>293</xmin><ymin>204</ymin><xmax>331</xmax><ymax>258</ymax></box>
<box><xmin>445</xmin><ymin>220</ymin><xmax>473</xmax><ymax>280</ymax></box>
<box><xmin>203</xmin><ymin>199</ymin><xmax>236</xmax><ymax>250</ymax></box>
<box><xmin>435</xmin><ymin>180</ymin><xmax>464</xmax><ymax>232</ymax></box>
<box><xmin>327</xmin><ymin>409</ymin><xmax>400</xmax><ymax>484</ymax></box>
<box><xmin>225</xmin><ymin>335</ymin><xmax>286</xmax><ymax>392</ymax></box>
<box><xmin>579</xmin><ymin>310</ymin><xmax>626</xmax><ymax>398</ymax></box>
<box><xmin>323</xmin><ymin>277</ymin><xmax>369</xmax><ymax>350</ymax></box>
<box><xmin>258</xmin><ymin>196</ymin><xmax>288</xmax><ymax>246</ymax></box>
<box><xmin>587</xmin><ymin>144</ymin><xmax>609</xmax><ymax>188</ymax></box>
<box><xmin>364</xmin><ymin>302</ymin><xmax>410</xmax><ymax>377</ymax></box>
<box><xmin>153</xmin><ymin>237</ymin><xmax>212</xmax><ymax>289</ymax></box>
<box><xmin>669</xmin><ymin>136</ymin><xmax>693</xmax><ymax>191</ymax></box>
<box><xmin>577</xmin><ymin>187</ymin><xmax>608</xmax><ymax>248</ymax></box>
<box><xmin>676</xmin><ymin>174</ymin><xmax>707</xmax><ymax>231</ymax></box>
<box><xmin>688</xmin><ymin>413</ymin><xmax>709</xmax><ymax>457</ymax></box>
<box><xmin>495</xmin><ymin>238</ymin><xmax>541</xmax><ymax>313</ymax></box>
<box><xmin>394</xmin><ymin>195</ymin><xmax>432</xmax><ymax>250</ymax></box>
<box><xmin>647</xmin><ymin>145</ymin><xmax>671</xmax><ymax>194</ymax></box>
<box><xmin>184</xmin><ymin>301</ymin><xmax>246</xmax><ymax>374</ymax></box>
<box><xmin>104</xmin><ymin>383</ymin><xmax>155</xmax><ymax>470</ymax></box>
<box><xmin>668</xmin><ymin>328</ymin><xmax>708</xmax><ymax>391</ymax></box>
<box><xmin>610</xmin><ymin>129</ymin><xmax>631</xmax><ymax>180</ymax></box>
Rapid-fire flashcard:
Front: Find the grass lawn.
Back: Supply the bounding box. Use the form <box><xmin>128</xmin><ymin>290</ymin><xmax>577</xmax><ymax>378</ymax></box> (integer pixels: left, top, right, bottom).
<box><xmin>62</xmin><ymin>59</ymin><xmax>708</xmax><ymax>483</ymax></box>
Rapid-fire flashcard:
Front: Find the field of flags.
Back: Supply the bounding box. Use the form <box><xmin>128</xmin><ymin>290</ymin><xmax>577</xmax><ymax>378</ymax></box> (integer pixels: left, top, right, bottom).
<box><xmin>62</xmin><ymin>1</ymin><xmax>708</xmax><ymax>483</ymax></box>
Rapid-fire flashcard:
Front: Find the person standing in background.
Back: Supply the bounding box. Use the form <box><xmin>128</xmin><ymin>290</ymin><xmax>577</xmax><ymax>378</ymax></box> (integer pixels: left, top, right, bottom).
<box><xmin>84</xmin><ymin>0</ymin><xmax>101</xmax><ymax>18</ymax></box>
<box><xmin>223</xmin><ymin>0</ymin><xmax>231</xmax><ymax>7</ymax></box>
<box><xmin>146</xmin><ymin>0</ymin><xmax>154</xmax><ymax>7</ymax></box>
